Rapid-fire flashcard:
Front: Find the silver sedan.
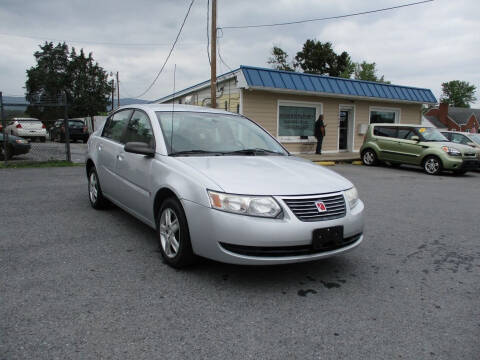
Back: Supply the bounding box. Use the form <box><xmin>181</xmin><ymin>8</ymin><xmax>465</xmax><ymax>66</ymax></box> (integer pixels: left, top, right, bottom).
<box><xmin>86</xmin><ymin>104</ymin><xmax>364</xmax><ymax>267</ymax></box>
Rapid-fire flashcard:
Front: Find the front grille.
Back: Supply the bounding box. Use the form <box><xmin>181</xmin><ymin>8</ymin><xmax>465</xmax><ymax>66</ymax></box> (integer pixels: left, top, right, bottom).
<box><xmin>282</xmin><ymin>193</ymin><xmax>346</xmax><ymax>222</ymax></box>
<box><xmin>464</xmin><ymin>152</ymin><xmax>476</xmax><ymax>157</ymax></box>
<box><xmin>220</xmin><ymin>234</ymin><xmax>362</xmax><ymax>257</ymax></box>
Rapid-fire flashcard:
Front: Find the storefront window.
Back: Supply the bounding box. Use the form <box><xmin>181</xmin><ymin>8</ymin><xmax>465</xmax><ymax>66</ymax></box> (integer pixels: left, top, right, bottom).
<box><xmin>278</xmin><ymin>105</ymin><xmax>316</xmax><ymax>136</ymax></box>
<box><xmin>370</xmin><ymin>109</ymin><xmax>399</xmax><ymax>124</ymax></box>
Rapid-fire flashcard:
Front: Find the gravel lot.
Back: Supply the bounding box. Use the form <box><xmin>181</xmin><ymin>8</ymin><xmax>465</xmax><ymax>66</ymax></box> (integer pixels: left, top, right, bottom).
<box><xmin>1</xmin><ymin>164</ymin><xmax>479</xmax><ymax>359</ymax></box>
<box><xmin>8</xmin><ymin>141</ymin><xmax>87</xmax><ymax>163</ymax></box>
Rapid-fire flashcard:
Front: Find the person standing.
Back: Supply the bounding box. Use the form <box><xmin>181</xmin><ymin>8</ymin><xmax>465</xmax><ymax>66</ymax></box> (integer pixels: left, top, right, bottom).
<box><xmin>314</xmin><ymin>115</ymin><xmax>326</xmax><ymax>154</ymax></box>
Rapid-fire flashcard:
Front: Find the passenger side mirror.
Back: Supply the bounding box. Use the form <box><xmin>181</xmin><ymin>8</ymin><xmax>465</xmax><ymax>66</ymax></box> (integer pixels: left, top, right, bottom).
<box><xmin>124</xmin><ymin>142</ymin><xmax>155</xmax><ymax>157</ymax></box>
<box><xmin>411</xmin><ymin>136</ymin><xmax>420</xmax><ymax>142</ymax></box>
<box><xmin>467</xmin><ymin>142</ymin><xmax>476</xmax><ymax>147</ymax></box>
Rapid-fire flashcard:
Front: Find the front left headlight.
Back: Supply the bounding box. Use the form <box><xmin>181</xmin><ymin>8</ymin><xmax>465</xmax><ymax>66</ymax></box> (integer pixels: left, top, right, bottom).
<box><xmin>15</xmin><ymin>139</ymin><xmax>28</xmax><ymax>144</ymax></box>
<box><xmin>344</xmin><ymin>187</ymin><xmax>359</xmax><ymax>209</ymax></box>
<box><xmin>441</xmin><ymin>146</ymin><xmax>461</xmax><ymax>156</ymax></box>
<box><xmin>207</xmin><ymin>190</ymin><xmax>282</xmax><ymax>218</ymax></box>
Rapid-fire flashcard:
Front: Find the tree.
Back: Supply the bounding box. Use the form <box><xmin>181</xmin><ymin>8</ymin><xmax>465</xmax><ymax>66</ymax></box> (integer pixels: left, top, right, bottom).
<box><xmin>25</xmin><ymin>42</ymin><xmax>112</xmax><ymax>120</ymax></box>
<box><xmin>267</xmin><ymin>46</ymin><xmax>295</xmax><ymax>71</ymax></box>
<box><xmin>294</xmin><ymin>40</ymin><xmax>353</xmax><ymax>78</ymax></box>
<box><xmin>354</xmin><ymin>61</ymin><xmax>389</xmax><ymax>83</ymax></box>
<box><xmin>440</xmin><ymin>80</ymin><xmax>477</xmax><ymax>108</ymax></box>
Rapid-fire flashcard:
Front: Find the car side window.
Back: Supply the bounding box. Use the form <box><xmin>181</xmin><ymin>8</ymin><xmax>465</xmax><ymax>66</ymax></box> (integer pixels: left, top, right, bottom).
<box><xmin>374</xmin><ymin>126</ymin><xmax>397</xmax><ymax>138</ymax></box>
<box><xmin>451</xmin><ymin>133</ymin><xmax>469</xmax><ymax>145</ymax></box>
<box><xmin>441</xmin><ymin>132</ymin><xmax>451</xmax><ymax>140</ymax></box>
<box><xmin>398</xmin><ymin>128</ymin><xmax>416</xmax><ymax>140</ymax></box>
<box><xmin>102</xmin><ymin>109</ymin><xmax>132</xmax><ymax>143</ymax></box>
<box><xmin>124</xmin><ymin>110</ymin><xmax>155</xmax><ymax>148</ymax></box>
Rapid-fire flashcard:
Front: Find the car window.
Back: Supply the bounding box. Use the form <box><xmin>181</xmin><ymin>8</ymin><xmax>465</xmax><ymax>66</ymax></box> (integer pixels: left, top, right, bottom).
<box><xmin>441</xmin><ymin>132</ymin><xmax>451</xmax><ymax>140</ymax></box>
<box><xmin>451</xmin><ymin>133</ymin><xmax>469</xmax><ymax>145</ymax></box>
<box><xmin>102</xmin><ymin>109</ymin><xmax>132</xmax><ymax>143</ymax></box>
<box><xmin>373</xmin><ymin>126</ymin><xmax>397</xmax><ymax>138</ymax></box>
<box><xmin>124</xmin><ymin>110</ymin><xmax>155</xmax><ymax>148</ymax></box>
<box><xmin>397</xmin><ymin>128</ymin><xmax>416</xmax><ymax>140</ymax></box>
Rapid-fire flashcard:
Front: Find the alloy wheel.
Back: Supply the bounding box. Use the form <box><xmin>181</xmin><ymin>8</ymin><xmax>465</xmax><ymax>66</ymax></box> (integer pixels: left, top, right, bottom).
<box><xmin>159</xmin><ymin>208</ymin><xmax>180</xmax><ymax>258</ymax></box>
<box><xmin>424</xmin><ymin>158</ymin><xmax>440</xmax><ymax>174</ymax></box>
<box><xmin>363</xmin><ymin>151</ymin><xmax>375</xmax><ymax>165</ymax></box>
<box><xmin>89</xmin><ymin>172</ymin><xmax>98</xmax><ymax>203</ymax></box>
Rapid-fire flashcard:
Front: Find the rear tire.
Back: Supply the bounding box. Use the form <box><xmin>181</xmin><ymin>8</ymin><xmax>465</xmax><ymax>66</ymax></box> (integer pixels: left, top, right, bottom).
<box><xmin>361</xmin><ymin>149</ymin><xmax>378</xmax><ymax>166</ymax></box>
<box><xmin>40</xmin><ymin>137</ymin><xmax>46</xmax><ymax>143</ymax></box>
<box><xmin>88</xmin><ymin>167</ymin><xmax>108</xmax><ymax>209</ymax></box>
<box><xmin>423</xmin><ymin>156</ymin><xmax>442</xmax><ymax>175</ymax></box>
<box><xmin>157</xmin><ymin>197</ymin><xmax>196</xmax><ymax>268</ymax></box>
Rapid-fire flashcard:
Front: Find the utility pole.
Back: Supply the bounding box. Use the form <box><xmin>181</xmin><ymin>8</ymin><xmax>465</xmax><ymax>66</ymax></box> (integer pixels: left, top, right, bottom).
<box><xmin>111</xmin><ymin>79</ymin><xmax>115</xmax><ymax>111</ymax></box>
<box><xmin>116</xmin><ymin>71</ymin><xmax>120</xmax><ymax>108</ymax></box>
<box><xmin>210</xmin><ymin>0</ymin><xmax>217</xmax><ymax>108</ymax></box>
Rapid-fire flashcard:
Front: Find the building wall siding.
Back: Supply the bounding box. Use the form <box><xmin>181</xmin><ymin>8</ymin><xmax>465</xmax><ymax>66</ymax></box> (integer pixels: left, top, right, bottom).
<box><xmin>242</xmin><ymin>90</ymin><xmax>423</xmax><ymax>153</ymax></box>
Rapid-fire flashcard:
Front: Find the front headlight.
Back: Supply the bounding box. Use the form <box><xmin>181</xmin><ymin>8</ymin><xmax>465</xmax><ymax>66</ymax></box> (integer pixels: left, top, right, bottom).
<box><xmin>344</xmin><ymin>187</ymin><xmax>359</xmax><ymax>209</ymax></box>
<box><xmin>441</xmin><ymin>146</ymin><xmax>461</xmax><ymax>156</ymax></box>
<box><xmin>207</xmin><ymin>190</ymin><xmax>282</xmax><ymax>218</ymax></box>
<box><xmin>15</xmin><ymin>139</ymin><xmax>28</xmax><ymax>144</ymax></box>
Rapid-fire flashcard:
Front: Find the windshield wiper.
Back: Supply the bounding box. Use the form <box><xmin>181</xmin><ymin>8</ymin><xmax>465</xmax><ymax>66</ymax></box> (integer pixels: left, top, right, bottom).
<box><xmin>222</xmin><ymin>148</ymin><xmax>286</xmax><ymax>156</ymax></box>
<box><xmin>169</xmin><ymin>150</ymin><xmax>223</xmax><ymax>156</ymax></box>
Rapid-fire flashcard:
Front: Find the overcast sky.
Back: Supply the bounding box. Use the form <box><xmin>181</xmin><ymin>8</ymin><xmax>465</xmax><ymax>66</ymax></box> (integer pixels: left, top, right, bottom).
<box><xmin>0</xmin><ymin>0</ymin><xmax>479</xmax><ymax>106</ymax></box>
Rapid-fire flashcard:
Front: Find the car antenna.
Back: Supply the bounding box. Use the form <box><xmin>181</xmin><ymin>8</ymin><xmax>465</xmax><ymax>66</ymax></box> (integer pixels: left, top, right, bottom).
<box><xmin>170</xmin><ymin>64</ymin><xmax>176</xmax><ymax>154</ymax></box>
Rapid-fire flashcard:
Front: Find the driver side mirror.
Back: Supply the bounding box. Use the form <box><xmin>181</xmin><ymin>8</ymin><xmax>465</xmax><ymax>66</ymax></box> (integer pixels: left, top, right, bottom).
<box><xmin>124</xmin><ymin>142</ymin><xmax>155</xmax><ymax>157</ymax></box>
<box><xmin>467</xmin><ymin>142</ymin><xmax>476</xmax><ymax>147</ymax></box>
<box><xmin>411</xmin><ymin>136</ymin><xmax>420</xmax><ymax>142</ymax></box>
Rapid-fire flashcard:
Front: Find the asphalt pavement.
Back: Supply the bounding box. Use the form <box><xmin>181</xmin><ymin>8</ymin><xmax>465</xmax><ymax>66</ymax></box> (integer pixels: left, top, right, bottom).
<box><xmin>1</xmin><ymin>164</ymin><xmax>479</xmax><ymax>359</ymax></box>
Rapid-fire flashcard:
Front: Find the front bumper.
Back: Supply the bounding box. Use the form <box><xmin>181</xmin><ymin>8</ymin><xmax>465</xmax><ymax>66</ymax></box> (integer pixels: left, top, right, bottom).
<box><xmin>13</xmin><ymin>143</ymin><xmax>31</xmax><ymax>155</ymax></box>
<box><xmin>182</xmin><ymin>197</ymin><xmax>364</xmax><ymax>265</ymax></box>
<box><xmin>442</xmin><ymin>156</ymin><xmax>480</xmax><ymax>171</ymax></box>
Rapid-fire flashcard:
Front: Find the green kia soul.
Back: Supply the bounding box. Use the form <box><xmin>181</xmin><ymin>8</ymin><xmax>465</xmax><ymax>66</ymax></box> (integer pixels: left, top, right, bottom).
<box><xmin>360</xmin><ymin>124</ymin><xmax>480</xmax><ymax>175</ymax></box>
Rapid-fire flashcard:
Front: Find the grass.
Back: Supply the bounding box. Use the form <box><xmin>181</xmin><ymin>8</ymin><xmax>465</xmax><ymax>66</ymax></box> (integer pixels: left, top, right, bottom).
<box><xmin>0</xmin><ymin>160</ymin><xmax>84</xmax><ymax>169</ymax></box>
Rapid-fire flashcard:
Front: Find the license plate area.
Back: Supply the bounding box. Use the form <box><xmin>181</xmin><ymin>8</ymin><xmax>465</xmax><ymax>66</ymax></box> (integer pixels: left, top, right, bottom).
<box><xmin>312</xmin><ymin>226</ymin><xmax>344</xmax><ymax>250</ymax></box>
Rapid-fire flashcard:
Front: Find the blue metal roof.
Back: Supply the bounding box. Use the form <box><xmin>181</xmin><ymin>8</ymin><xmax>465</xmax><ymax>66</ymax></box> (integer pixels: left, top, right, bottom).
<box><xmin>240</xmin><ymin>65</ymin><xmax>437</xmax><ymax>104</ymax></box>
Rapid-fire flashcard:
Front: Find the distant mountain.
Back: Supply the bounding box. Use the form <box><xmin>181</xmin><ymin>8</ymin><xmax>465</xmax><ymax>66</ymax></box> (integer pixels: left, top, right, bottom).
<box><xmin>1</xmin><ymin>96</ymin><xmax>152</xmax><ymax>111</ymax></box>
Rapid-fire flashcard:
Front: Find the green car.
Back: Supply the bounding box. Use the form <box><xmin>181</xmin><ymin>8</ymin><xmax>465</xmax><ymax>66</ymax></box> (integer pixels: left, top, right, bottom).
<box><xmin>360</xmin><ymin>124</ymin><xmax>480</xmax><ymax>175</ymax></box>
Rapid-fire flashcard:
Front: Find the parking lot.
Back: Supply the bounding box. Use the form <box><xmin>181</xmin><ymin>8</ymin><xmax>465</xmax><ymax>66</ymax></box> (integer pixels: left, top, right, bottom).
<box><xmin>1</xmin><ymin>164</ymin><xmax>479</xmax><ymax>359</ymax></box>
<box><xmin>6</xmin><ymin>141</ymin><xmax>87</xmax><ymax>163</ymax></box>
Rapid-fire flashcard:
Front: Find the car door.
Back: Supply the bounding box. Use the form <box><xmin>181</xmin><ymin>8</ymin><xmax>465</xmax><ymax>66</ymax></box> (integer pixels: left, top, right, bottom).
<box><xmin>373</xmin><ymin>126</ymin><xmax>398</xmax><ymax>161</ymax></box>
<box><xmin>395</xmin><ymin>127</ymin><xmax>424</xmax><ymax>165</ymax></box>
<box><xmin>96</xmin><ymin>109</ymin><xmax>132</xmax><ymax>199</ymax></box>
<box><xmin>114</xmin><ymin>109</ymin><xmax>156</xmax><ymax>221</ymax></box>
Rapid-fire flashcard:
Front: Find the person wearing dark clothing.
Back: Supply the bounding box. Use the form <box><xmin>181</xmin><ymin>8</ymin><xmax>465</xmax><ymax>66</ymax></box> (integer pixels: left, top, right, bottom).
<box><xmin>314</xmin><ymin>115</ymin><xmax>326</xmax><ymax>154</ymax></box>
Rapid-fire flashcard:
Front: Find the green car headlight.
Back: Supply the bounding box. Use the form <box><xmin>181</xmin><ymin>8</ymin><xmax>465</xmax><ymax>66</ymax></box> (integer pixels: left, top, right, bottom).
<box><xmin>344</xmin><ymin>187</ymin><xmax>359</xmax><ymax>209</ymax></box>
<box><xmin>441</xmin><ymin>146</ymin><xmax>461</xmax><ymax>156</ymax></box>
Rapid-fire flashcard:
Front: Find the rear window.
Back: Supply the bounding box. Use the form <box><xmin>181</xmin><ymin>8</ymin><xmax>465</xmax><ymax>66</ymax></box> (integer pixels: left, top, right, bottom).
<box><xmin>373</xmin><ymin>126</ymin><xmax>397</xmax><ymax>138</ymax></box>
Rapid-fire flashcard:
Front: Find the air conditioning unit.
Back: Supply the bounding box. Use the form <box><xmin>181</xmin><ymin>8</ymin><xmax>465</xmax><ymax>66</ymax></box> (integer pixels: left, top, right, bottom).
<box><xmin>358</xmin><ymin>124</ymin><xmax>368</xmax><ymax>135</ymax></box>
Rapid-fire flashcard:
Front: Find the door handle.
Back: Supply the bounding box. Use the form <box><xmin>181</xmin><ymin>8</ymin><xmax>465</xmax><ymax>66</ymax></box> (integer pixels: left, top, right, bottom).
<box><xmin>117</xmin><ymin>154</ymin><xmax>124</xmax><ymax>161</ymax></box>
<box><xmin>98</xmin><ymin>144</ymin><xmax>103</xmax><ymax>151</ymax></box>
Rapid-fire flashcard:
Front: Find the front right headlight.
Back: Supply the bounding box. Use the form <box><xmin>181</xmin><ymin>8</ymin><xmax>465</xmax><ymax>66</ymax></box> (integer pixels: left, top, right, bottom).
<box><xmin>344</xmin><ymin>187</ymin><xmax>359</xmax><ymax>209</ymax></box>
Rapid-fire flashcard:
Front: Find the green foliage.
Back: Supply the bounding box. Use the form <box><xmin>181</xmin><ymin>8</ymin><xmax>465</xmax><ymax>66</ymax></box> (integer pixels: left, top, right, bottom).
<box><xmin>354</xmin><ymin>61</ymin><xmax>389</xmax><ymax>83</ymax></box>
<box><xmin>267</xmin><ymin>46</ymin><xmax>295</xmax><ymax>71</ymax></box>
<box><xmin>294</xmin><ymin>40</ymin><xmax>353</xmax><ymax>77</ymax></box>
<box><xmin>25</xmin><ymin>42</ymin><xmax>113</xmax><ymax>120</ymax></box>
<box><xmin>440</xmin><ymin>80</ymin><xmax>477</xmax><ymax>108</ymax></box>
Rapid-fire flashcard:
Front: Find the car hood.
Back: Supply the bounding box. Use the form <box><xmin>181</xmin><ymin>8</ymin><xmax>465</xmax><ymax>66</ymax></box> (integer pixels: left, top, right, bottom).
<box><xmin>175</xmin><ymin>155</ymin><xmax>353</xmax><ymax>195</ymax></box>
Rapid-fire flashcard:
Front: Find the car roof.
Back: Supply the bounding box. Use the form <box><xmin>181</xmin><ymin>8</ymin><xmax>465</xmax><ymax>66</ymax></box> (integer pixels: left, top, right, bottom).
<box><xmin>113</xmin><ymin>103</ymin><xmax>238</xmax><ymax>116</ymax></box>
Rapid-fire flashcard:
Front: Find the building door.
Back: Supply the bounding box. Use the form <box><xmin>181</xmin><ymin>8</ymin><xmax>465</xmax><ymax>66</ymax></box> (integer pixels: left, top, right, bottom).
<box><xmin>339</xmin><ymin>110</ymin><xmax>349</xmax><ymax>150</ymax></box>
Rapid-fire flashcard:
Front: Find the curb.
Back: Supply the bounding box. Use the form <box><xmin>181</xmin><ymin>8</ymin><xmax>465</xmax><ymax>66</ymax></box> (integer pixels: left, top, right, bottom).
<box><xmin>313</xmin><ymin>160</ymin><xmax>362</xmax><ymax>166</ymax></box>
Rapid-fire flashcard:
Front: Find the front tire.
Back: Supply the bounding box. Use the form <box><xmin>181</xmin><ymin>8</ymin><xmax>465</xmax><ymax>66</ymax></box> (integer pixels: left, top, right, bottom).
<box><xmin>157</xmin><ymin>198</ymin><xmax>195</xmax><ymax>268</ymax></box>
<box><xmin>423</xmin><ymin>156</ymin><xmax>442</xmax><ymax>175</ymax></box>
<box><xmin>88</xmin><ymin>167</ymin><xmax>108</xmax><ymax>209</ymax></box>
<box><xmin>362</xmin><ymin>149</ymin><xmax>378</xmax><ymax>166</ymax></box>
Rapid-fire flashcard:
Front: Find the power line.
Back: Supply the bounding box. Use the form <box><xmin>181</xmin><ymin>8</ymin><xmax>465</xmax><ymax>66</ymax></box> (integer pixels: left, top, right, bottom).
<box><xmin>219</xmin><ymin>0</ymin><xmax>434</xmax><ymax>30</ymax></box>
<box><xmin>132</xmin><ymin>0</ymin><xmax>196</xmax><ymax>99</ymax></box>
<box><xmin>217</xmin><ymin>33</ymin><xmax>232</xmax><ymax>72</ymax></box>
<box><xmin>0</xmin><ymin>32</ymin><xmax>202</xmax><ymax>48</ymax></box>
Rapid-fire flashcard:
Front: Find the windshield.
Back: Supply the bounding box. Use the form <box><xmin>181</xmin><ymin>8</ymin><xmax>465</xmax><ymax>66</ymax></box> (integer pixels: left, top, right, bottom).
<box><xmin>470</xmin><ymin>133</ymin><xmax>480</xmax><ymax>144</ymax></box>
<box><xmin>156</xmin><ymin>111</ymin><xmax>288</xmax><ymax>156</ymax></box>
<box><xmin>417</xmin><ymin>127</ymin><xmax>448</xmax><ymax>142</ymax></box>
<box><xmin>69</xmin><ymin>120</ymin><xmax>84</xmax><ymax>127</ymax></box>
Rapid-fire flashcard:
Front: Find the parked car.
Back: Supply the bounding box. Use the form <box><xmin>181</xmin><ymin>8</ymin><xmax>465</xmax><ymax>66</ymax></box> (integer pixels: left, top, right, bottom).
<box><xmin>5</xmin><ymin>117</ymin><xmax>47</xmax><ymax>142</ymax></box>
<box><xmin>0</xmin><ymin>133</ymin><xmax>31</xmax><ymax>160</ymax></box>
<box><xmin>50</xmin><ymin>118</ymin><xmax>89</xmax><ymax>143</ymax></box>
<box><xmin>86</xmin><ymin>105</ymin><xmax>364</xmax><ymax>267</ymax></box>
<box><xmin>441</xmin><ymin>131</ymin><xmax>480</xmax><ymax>150</ymax></box>
<box><xmin>360</xmin><ymin>124</ymin><xmax>480</xmax><ymax>175</ymax></box>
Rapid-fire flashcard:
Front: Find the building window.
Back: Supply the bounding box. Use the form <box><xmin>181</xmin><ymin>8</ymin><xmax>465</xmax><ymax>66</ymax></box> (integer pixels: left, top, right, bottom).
<box><xmin>370</xmin><ymin>107</ymin><xmax>400</xmax><ymax>124</ymax></box>
<box><xmin>278</xmin><ymin>105</ymin><xmax>316</xmax><ymax>137</ymax></box>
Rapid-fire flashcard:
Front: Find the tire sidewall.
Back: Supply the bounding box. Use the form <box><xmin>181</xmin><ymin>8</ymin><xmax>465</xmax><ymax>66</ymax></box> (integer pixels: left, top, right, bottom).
<box><xmin>362</xmin><ymin>149</ymin><xmax>377</xmax><ymax>166</ymax></box>
<box><xmin>88</xmin><ymin>168</ymin><xmax>106</xmax><ymax>209</ymax></box>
